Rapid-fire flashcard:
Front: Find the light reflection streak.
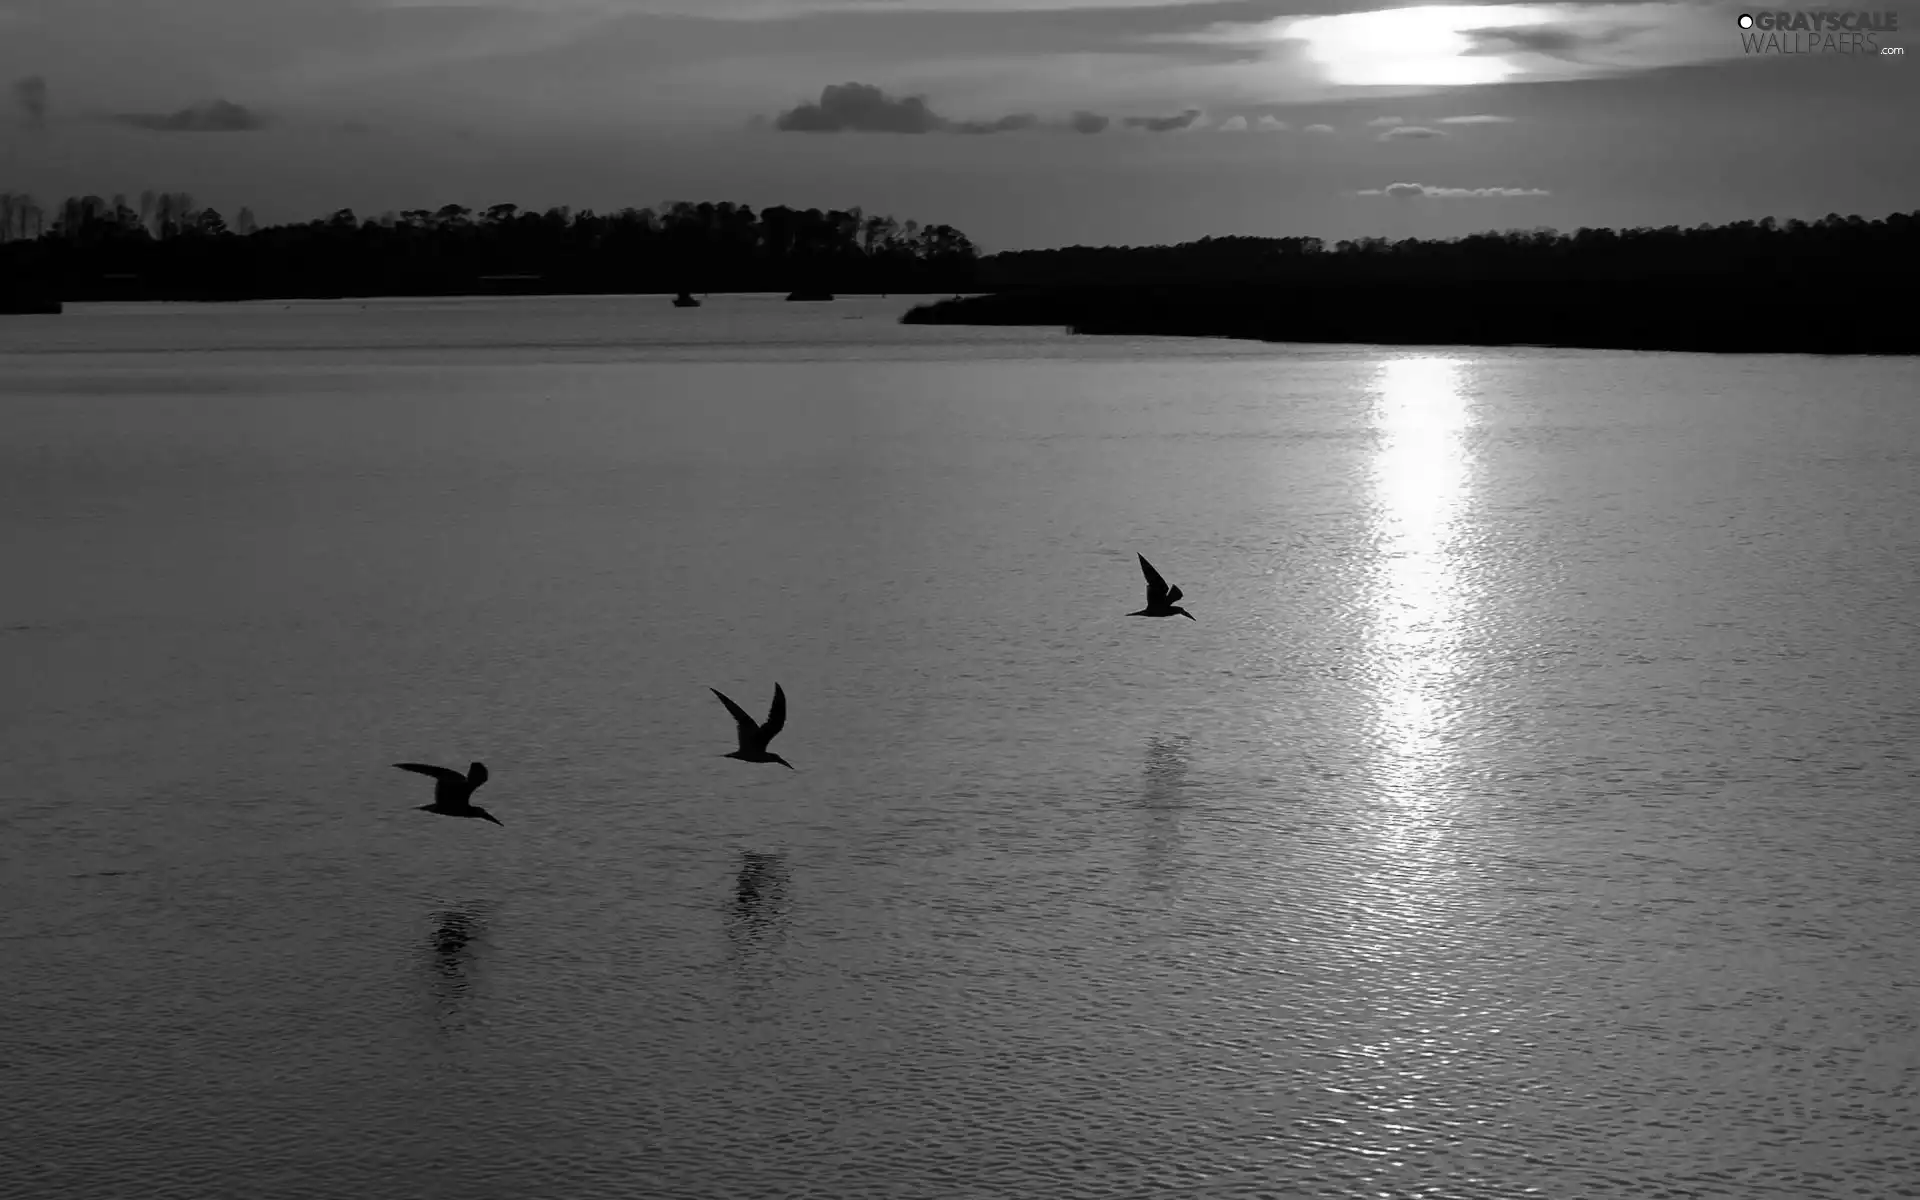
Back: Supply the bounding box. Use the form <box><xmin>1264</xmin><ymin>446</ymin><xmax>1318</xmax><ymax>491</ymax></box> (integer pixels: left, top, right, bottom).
<box><xmin>1367</xmin><ymin>356</ymin><xmax>1470</xmax><ymax>813</ymax></box>
<box><xmin>1317</xmin><ymin>357</ymin><xmax>1480</xmax><ymax>1153</ymax></box>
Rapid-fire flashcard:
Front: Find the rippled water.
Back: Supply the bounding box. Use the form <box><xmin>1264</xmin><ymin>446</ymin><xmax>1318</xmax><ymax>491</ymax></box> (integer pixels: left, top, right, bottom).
<box><xmin>4</xmin><ymin>295</ymin><xmax>1919</xmax><ymax>1198</ymax></box>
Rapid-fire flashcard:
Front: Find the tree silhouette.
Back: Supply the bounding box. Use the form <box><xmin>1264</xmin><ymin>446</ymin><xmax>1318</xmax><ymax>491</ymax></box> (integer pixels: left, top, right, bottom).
<box><xmin>0</xmin><ymin>191</ymin><xmax>46</xmax><ymax>241</ymax></box>
<box><xmin>21</xmin><ymin>189</ymin><xmax>1904</xmax><ymax>352</ymax></box>
<box><xmin>904</xmin><ymin>213</ymin><xmax>1919</xmax><ymax>355</ymax></box>
<box><xmin>0</xmin><ymin>192</ymin><xmax>979</xmax><ymax>301</ymax></box>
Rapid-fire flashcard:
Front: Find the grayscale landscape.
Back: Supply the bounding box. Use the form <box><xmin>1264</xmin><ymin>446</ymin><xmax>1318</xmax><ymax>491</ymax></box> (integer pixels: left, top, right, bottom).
<box><xmin>5</xmin><ymin>0</ymin><xmax>1918</xmax><ymax>1191</ymax></box>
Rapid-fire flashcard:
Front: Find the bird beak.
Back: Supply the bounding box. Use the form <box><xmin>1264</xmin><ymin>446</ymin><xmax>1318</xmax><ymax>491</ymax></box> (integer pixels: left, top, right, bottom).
<box><xmin>1184</xmin><ymin>611</ymin><xmax>1197</xmax><ymax>621</ymax></box>
<box><xmin>485</xmin><ymin>814</ymin><xmax>504</xmax><ymax>826</ymax></box>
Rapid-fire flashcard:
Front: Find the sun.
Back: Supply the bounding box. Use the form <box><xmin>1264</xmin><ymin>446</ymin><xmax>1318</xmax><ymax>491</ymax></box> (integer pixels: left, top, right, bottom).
<box><xmin>1281</xmin><ymin>5</ymin><xmax>1546</xmax><ymax>87</ymax></box>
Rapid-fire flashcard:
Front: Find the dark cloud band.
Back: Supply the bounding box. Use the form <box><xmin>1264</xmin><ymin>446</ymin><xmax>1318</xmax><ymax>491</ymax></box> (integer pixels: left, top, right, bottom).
<box><xmin>109</xmin><ymin>99</ymin><xmax>266</xmax><ymax>133</ymax></box>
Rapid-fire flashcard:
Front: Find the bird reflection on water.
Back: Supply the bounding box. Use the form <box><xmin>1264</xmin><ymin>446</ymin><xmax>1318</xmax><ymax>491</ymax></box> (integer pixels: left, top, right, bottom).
<box><xmin>723</xmin><ymin>852</ymin><xmax>795</xmax><ymax>1020</ymax></box>
<box><xmin>1137</xmin><ymin>734</ymin><xmax>1192</xmax><ymax>894</ymax></box>
<box><xmin>420</xmin><ymin>904</ymin><xmax>488</xmax><ymax>1028</ymax></box>
<box><xmin>1143</xmin><ymin>734</ymin><xmax>1192</xmax><ymax>807</ymax></box>
<box><xmin>726</xmin><ymin>852</ymin><xmax>792</xmax><ymax>954</ymax></box>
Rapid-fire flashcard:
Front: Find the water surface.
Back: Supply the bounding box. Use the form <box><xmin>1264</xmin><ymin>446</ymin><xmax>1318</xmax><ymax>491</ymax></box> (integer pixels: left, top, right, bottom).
<box><xmin>4</xmin><ymin>294</ymin><xmax>1919</xmax><ymax>1198</ymax></box>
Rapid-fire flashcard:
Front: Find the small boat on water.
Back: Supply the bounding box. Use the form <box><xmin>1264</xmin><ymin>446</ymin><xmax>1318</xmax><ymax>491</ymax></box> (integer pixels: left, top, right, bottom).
<box><xmin>673</xmin><ymin>291</ymin><xmax>701</xmax><ymax>308</ymax></box>
<box><xmin>786</xmin><ymin>289</ymin><xmax>833</xmax><ymax>302</ymax></box>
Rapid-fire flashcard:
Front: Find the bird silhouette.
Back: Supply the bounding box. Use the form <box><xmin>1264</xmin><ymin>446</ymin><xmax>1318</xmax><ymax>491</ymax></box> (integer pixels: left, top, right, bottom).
<box><xmin>1129</xmin><ymin>554</ymin><xmax>1196</xmax><ymax>620</ymax></box>
<box><xmin>712</xmin><ymin>684</ymin><xmax>794</xmax><ymax>769</ymax></box>
<box><xmin>394</xmin><ymin>761</ymin><xmax>503</xmax><ymax>825</ymax></box>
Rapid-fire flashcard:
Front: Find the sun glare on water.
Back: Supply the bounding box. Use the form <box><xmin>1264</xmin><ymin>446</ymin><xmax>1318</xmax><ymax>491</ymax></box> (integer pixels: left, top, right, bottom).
<box><xmin>1367</xmin><ymin>356</ymin><xmax>1473</xmax><ymax>807</ymax></box>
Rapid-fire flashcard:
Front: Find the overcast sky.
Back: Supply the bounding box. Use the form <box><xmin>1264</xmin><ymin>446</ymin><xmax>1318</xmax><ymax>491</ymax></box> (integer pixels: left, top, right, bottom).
<box><xmin>0</xmin><ymin>0</ymin><xmax>1913</xmax><ymax>248</ymax></box>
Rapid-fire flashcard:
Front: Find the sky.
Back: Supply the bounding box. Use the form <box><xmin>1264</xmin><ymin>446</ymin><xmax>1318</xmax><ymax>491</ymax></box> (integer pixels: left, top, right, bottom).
<box><xmin>0</xmin><ymin>0</ymin><xmax>1913</xmax><ymax>249</ymax></box>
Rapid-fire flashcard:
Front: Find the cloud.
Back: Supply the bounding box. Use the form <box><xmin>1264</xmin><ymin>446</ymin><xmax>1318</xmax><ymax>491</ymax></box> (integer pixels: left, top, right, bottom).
<box><xmin>1069</xmin><ymin>110</ymin><xmax>1109</xmax><ymax>134</ymax></box>
<box><xmin>1303</xmin><ymin>123</ymin><xmax>1334</xmax><ymax>134</ymax></box>
<box><xmin>1377</xmin><ymin>125</ymin><xmax>1445</xmax><ymax>141</ymax></box>
<box><xmin>1438</xmin><ymin>114</ymin><xmax>1514</xmax><ymax>124</ymax></box>
<box><xmin>1122</xmin><ymin>107</ymin><xmax>1203</xmax><ymax>132</ymax></box>
<box><xmin>769</xmin><ymin>81</ymin><xmax>1041</xmax><ymax>134</ymax></box>
<box><xmin>774</xmin><ymin>82</ymin><xmax>943</xmax><ymax>132</ymax></box>
<box><xmin>1358</xmin><ymin>182</ymin><xmax>1552</xmax><ymax>197</ymax></box>
<box><xmin>953</xmin><ymin>112</ymin><xmax>1039</xmax><ymax>134</ymax></box>
<box><xmin>12</xmin><ymin>75</ymin><xmax>46</xmax><ymax>130</ymax></box>
<box><xmin>1216</xmin><ymin>114</ymin><xmax>1247</xmax><ymax>132</ymax></box>
<box><xmin>1365</xmin><ymin>115</ymin><xmax>1405</xmax><ymax>127</ymax></box>
<box><xmin>1256</xmin><ymin>115</ymin><xmax>1287</xmax><ymax>131</ymax></box>
<box><xmin>1461</xmin><ymin>23</ymin><xmax>1630</xmax><ymax>61</ymax></box>
<box><xmin>109</xmin><ymin>99</ymin><xmax>266</xmax><ymax>132</ymax></box>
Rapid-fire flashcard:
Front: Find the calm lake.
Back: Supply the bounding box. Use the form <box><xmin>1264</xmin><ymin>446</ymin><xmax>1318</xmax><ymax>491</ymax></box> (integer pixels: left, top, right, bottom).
<box><xmin>3</xmin><ymin>294</ymin><xmax>1918</xmax><ymax>1198</ymax></box>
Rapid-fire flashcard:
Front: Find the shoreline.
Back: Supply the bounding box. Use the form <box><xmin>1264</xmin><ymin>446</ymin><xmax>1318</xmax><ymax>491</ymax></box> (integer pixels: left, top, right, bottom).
<box><xmin>900</xmin><ymin>281</ymin><xmax>1920</xmax><ymax>356</ymax></box>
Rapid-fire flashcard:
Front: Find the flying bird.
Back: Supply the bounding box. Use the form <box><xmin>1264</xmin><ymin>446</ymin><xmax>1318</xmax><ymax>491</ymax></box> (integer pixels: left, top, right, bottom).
<box><xmin>1129</xmin><ymin>554</ymin><xmax>1196</xmax><ymax>620</ymax></box>
<box><xmin>394</xmin><ymin>761</ymin><xmax>503</xmax><ymax>825</ymax></box>
<box><xmin>712</xmin><ymin>683</ymin><xmax>794</xmax><ymax>769</ymax></box>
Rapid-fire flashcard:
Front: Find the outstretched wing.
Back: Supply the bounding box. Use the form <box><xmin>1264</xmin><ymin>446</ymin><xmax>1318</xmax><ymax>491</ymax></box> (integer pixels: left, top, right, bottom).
<box><xmin>762</xmin><ymin>683</ymin><xmax>786</xmax><ymax>744</ymax></box>
<box><xmin>711</xmin><ymin>688</ymin><xmax>761</xmax><ymax>751</ymax></box>
<box><xmin>395</xmin><ymin>761</ymin><xmax>471</xmax><ymax>805</ymax></box>
<box><xmin>1138</xmin><ymin>554</ymin><xmax>1170</xmax><ymax>607</ymax></box>
<box><xmin>394</xmin><ymin>762</ymin><xmax>465</xmax><ymax>785</ymax></box>
<box><xmin>1166</xmin><ymin>584</ymin><xmax>1183</xmax><ymax>605</ymax></box>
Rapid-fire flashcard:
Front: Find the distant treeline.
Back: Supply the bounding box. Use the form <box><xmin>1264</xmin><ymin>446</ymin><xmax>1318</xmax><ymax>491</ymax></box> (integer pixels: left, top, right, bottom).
<box><xmin>913</xmin><ymin>211</ymin><xmax>1920</xmax><ymax>354</ymax></box>
<box><xmin>0</xmin><ymin>191</ymin><xmax>980</xmax><ymax>302</ymax></box>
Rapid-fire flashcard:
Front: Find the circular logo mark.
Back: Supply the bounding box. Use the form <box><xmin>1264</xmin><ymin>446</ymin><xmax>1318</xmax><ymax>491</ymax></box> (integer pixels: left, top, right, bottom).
<box><xmin>1738</xmin><ymin>12</ymin><xmax>1754</xmax><ymax>27</ymax></box>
